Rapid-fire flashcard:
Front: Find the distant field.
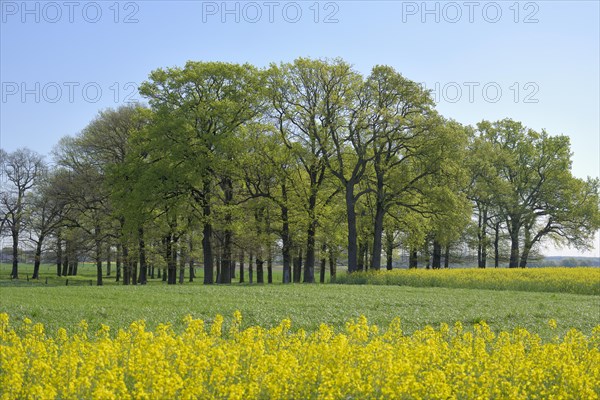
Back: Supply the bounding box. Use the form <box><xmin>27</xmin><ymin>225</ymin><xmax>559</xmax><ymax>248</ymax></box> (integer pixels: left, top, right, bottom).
<box><xmin>0</xmin><ymin>262</ymin><xmax>291</xmax><ymax>286</ymax></box>
<box><xmin>335</xmin><ymin>267</ymin><xmax>600</xmax><ymax>295</ymax></box>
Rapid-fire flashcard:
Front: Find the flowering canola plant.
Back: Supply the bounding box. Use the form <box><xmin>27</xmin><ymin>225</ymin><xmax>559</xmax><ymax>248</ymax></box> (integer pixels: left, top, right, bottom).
<box><xmin>335</xmin><ymin>267</ymin><xmax>600</xmax><ymax>295</ymax></box>
<box><xmin>1</xmin><ymin>312</ymin><xmax>599</xmax><ymax>399</ymax></box>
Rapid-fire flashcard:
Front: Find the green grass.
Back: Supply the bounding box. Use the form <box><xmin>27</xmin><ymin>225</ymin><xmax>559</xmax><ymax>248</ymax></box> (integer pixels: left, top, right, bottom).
<box><xmin>1</xmin><ymin>284</ymin><xmax>598</xmax><ymax>341</ymax></box>
<box><xmin>0</xmin><ymin>262</ymin><xmax>296</xmax><ymax>286</ymax></box>
<box><xmin>2</xmin><ymin>263</ymin><xmax>598</xmax><ymax>341</ymax></box>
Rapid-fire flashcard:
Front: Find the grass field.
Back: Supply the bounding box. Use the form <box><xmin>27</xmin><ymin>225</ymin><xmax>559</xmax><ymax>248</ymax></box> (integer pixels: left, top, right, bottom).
<box><xmin>1</xmin><ymin>263</ymin><xmax>599</xmax><ymax>340</ymax></box>
<box><xmin>0</xmin><ymin>262</ymin><xmax>291</xmax><ymax>285</ymax></box>
<box><xmin>1</xmin><ymin>279</ymin><xmax>598</xmax><ymax>341</ymax></box>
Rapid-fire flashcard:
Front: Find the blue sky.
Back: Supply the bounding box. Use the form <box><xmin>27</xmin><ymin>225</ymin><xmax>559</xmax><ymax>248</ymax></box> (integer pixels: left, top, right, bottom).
<box><xmin>1</xmin><ymin>0</ymin><xmax>599</xmax><ymax>257</ymax></box>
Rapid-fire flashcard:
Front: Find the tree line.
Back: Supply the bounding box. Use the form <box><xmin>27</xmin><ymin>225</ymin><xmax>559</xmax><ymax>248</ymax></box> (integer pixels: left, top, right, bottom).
<box><xmin>2</xmin><ymin>58</ymin><xmax>599</xmax><ymax>285</ymax></box>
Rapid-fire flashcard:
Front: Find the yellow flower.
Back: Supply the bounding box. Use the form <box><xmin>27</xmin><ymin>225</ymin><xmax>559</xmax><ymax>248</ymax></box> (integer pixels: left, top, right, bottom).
<box><xmin>1</xmin><ymin>313</ymin><xmax>598</xmax><ymax>399</ymax></box>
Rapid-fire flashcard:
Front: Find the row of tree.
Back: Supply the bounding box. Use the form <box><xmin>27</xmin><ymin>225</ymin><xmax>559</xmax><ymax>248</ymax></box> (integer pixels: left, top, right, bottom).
<box><xmin>2</xmin><ymin>58</ymin><xmax>599</xmax><ymax>285</ymax></box>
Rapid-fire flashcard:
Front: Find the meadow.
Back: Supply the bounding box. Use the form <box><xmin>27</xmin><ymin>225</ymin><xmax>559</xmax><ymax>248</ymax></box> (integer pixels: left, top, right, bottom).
<box><xmin>1</xmin><ymin>264</ymin><xmax>599</xmax><ymax>398</ymax></box>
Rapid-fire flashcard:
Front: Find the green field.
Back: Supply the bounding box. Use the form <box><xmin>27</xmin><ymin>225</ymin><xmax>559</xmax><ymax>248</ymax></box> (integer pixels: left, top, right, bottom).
<box><xmin>1</xmin><ymin>263</ymin><xmax>599</xmax><ymax>342</ymax></box>
<box><xmin>0</xmin><ymin>262</ymin><xmax>291</xmax><ymax>285</ymax></box>
<box><xmin>1</xmin><ymin>282</ymin><xmax>598</xmax><ymax>342</ymax></box>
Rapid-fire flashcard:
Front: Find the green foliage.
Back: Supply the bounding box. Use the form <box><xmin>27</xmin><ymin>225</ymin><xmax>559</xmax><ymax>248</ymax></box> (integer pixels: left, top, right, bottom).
<box><xmin>473</xmin><ymin>119</ymin><xmax>600</xmax><ymax>267</ymax></box>
<box><xmin>7</xmin><ymin>59</ymin><xmax>598</xmax><ymax>282</ymax></box>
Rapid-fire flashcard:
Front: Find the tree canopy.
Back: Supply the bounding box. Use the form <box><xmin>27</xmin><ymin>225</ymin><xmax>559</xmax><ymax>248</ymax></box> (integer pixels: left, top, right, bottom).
<box><xmin>2</xmin><ymin>58</ymin><xmax>598</xmax><ymax>285</ymax></box>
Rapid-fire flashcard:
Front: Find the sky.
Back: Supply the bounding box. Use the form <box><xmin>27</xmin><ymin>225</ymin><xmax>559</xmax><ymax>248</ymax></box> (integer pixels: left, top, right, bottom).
<box><xmin>1</xmin><ymin>0</ymin><xmax>599</xmax><ymax>258</ymax></box>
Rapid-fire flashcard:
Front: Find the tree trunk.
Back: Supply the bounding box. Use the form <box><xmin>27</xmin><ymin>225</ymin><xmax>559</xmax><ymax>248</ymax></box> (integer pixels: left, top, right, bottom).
<box><xmin>131</xmin><ymin>261</ymin><xmax>137</xmax><ymax>286</ymax></box>
<box><xmin>56</xmin><ymin>234</ymin><xmax>62</xmax><ymax>277</ymax></box>
<box><xmin>115</xmin><ymin>243</ymin><xmax>121</xmax><ymax>282</ymax></box>
<box><xmin>221</xmin><ymin>230</ymin><xmax>232</xmax><ymax>284</ymax></box>
<box><xmin>95</xmin><ymin>226</ymin><xmax>103</xmax><ymax>286</ymax></box>
<box><xmin>188</xmin><ymin>261</ymin><xmax>194</xmax><ymax>282</ymax></box>
<box><xmin>293</xmin><ymin>251</ymin><xmax>302</xmax><ymax>283</ymax></box>
<box><xmin>267</xmin><ymin>250</ymin><xmax>273</xmax><ymax>284</ymax></box>
<box><xmin>508</xmin><ymin>220</ymin><xmax>520</xmax><ymax>268</ymax></box>
<box><xmin>11</xmin><ymin>228</ymin><xmax>19</xmax><ymax>279</ymax></box>
<box><xmin>432</xmin><ymin>241</ymin><xmax>442</xmax><ymax>269</ymax></box>
<box><xmin>357</xmin><ymin>242</ymin><xmax>366</xmax><ymax>272</ymax></box>
<box><xmin>385</xmin><ymin>230</ymin><xmax>394</xmax><ymax>270</ymax></box>
<box><xmin>319</xmin><ymin>244</ymin><xmax>326</xmax><ymax>283</ymax></box>
<box><xmin>138</xmin><ymin>228</ymin><xmax>147</xmax><ymax>285</ymax></box>
<box><xmin>106</xmin><ymin>244</ymin><xmax>111</xmax><ymax>277</ymax></box>
<box><xmin>281</xmin><ymin>184</ymin><xmax>292</xmax><ymax>284</ymax></box>
<box><xmin>188</xmin><ymin>238</ymin><xmax>194</xmax><ymax>282</ymax></box>
<box><xmin>249</xmin><ymin>253</ymin><xmax>254</xmax><ymax>284</ymax></box>
<box><xmin>165</xmin><ymin>236</ymin><xmax>174</xmax><ymax>285</ymax></box>
<box><xmin>68</xmin><ymin>255</ymin><xmax>75</xmax><ymax>275</ymax></box>
<box><xmin>493</xmin><ymin>222</ymin><xmax>500</xmax><ymax>268</ymax></box>
<box><xmin>477</xmin><ymin>206</ymin><xmax>488</xmax><ymax>268</ymax></box>
<box><xmin>239</xmin><ymin>251</ymin><xmax>245</xmax><ymax>283</ymax></box>
<box><xmin>304</xmin><ymin>220</ymin><xmax>316</xmax><ymax>283</ymax></box>
<box><xmin>200</xmin><ymin>177</ymin><xmax>214</xmax><ymax>284</ymax></box>
<box><xmin>409</xmin><ymin>248</ymin><xmax>418</xmax><ymax>269</ymax></box>
<box><xmin>215</xmin><ymin>251</ymin><xmax>221</xmax><ymax>283</ymax></box>
<box><xmin>256</xmin><ymin>258</ymin><xmax>264</xmax><ymax>284</ymax></box>
<box><xmin>202</xmin><ymin>221</ymin><xmax>214</xmax><ymax>285</ymax></box>
<box><xmin>168</xmin><ymin>241</ymin><xmax>177</xmax><ymax>284</ymax></box>
<box><xmin>221</xmin><ymin>177</ymin><xmax>234</xmax><ymax>284</ymax></box>
<box><xmin>519</xmin><ymin>228</ymin><xmax>532</xmax><ymax>268</ymax></box>
<box><xmin>179</xmin><ymin>250</ymin><xmax>185</xmax><ymax>284</ymax></box>
<box><xmin>32</xmin><ymin>236</ymin><xmax>44</xmax><ymax>280</ymax></box>
<box><xmin>444</xmin><ymin>245</ymin><xmax>450</xmax><ymax>268</ymax></box>
<box><xmin>329</xmin><ymin>248</ymin><xmax>336</xmax><ymax>283</ymax></box>
<box><xmin>371</xmin><ymin>173</ymin><xmax>385</xmax><ymax>270</ymax></box>
<box><xmin>519</xmin><ymin>246</ymin><xmax>531</xmax><ymax>268</ymax></box>
<box><xmin>123</xmin><ymin>244</ymin><xmax>130</xmax><ymax>285</ymax></box>
<box><xmin>62</xmin><ymin>240</ymin><xmax>69</xmax><ymax>277</ymax></box>
<box><xmin>345</xmin><ymin>187</ymin><xmax>358</xmax><ymax>273</ymax></box>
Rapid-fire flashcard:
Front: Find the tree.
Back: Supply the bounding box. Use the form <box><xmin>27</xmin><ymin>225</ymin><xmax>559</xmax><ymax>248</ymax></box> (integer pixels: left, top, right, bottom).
<box><xmin>139</xmin><ymin>61</ymin><xmax>265</xmax><ymax>284</ymax></box>
<box><xmin>52</xmin><ymin>105</ymin><xmax>147</xmax><ymax>285</ymax></box>
<box><xmin>1</xmin><ymin>148</ymin><xmax>45</xmax><ymax>279</ymax></box>
<box><xmin>267</xmin><ymin>59</ymin><xmax>343</xmax><ymax>280</ymax></box>
<box><xmin>476</xmin><ymin>119</ymin><xmax>600</xmax><ymax>267</ymax></box>
<box><xmin>240</xmin><ymin>126</ymin><xmax>300</xmax><ymax>283</ymax></box>
<box><xmin>362</xmin><ymin>66</ymin><xmax>439</xmax><ymax>270</ymax></box>
<box><xmin>25</xmin><ymin>169</ymin><xmax>67</xmax><ymax>279</ymax></box>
